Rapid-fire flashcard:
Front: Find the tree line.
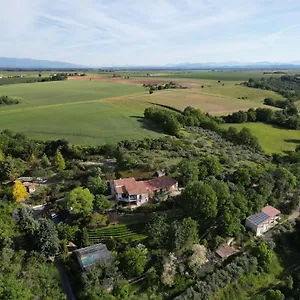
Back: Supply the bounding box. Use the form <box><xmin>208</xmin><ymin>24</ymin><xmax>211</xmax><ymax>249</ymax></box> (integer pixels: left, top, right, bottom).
<box><xmin>223</xmin><ymin>105</ymin><xmax>300</xmax><ymax>129</ymax></box>
<box><xmin>144</xmin><ymin>106</ymin><xmax>261</xmax><ymax>150</ymax></box>
<box><xmin>244</xmin><ymin>75</ymin><xmax>300</xmax><ymax>100</ymax></box>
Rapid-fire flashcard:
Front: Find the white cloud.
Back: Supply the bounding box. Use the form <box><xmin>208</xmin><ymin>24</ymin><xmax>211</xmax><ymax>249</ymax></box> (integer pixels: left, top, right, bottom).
<box><xmin>0</xmin><ymin>0</ymin><xmax>300</xmax><ymax>65</ymax></box>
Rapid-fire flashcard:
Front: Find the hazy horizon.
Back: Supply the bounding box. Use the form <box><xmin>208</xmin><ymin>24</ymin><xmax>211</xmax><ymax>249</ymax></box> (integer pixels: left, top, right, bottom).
<box><xmin>1</xmin><ymin>0</ymin><xmax>300</xmax><ymax>67</ymax></box>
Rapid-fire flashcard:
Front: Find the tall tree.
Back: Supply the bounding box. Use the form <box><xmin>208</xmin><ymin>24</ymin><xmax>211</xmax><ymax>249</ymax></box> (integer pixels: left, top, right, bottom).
<box><xmin>93</xmin><ymin>194</ymin><xmax>114</xmax><ymax>212</ymax></box>
<box><xmin>12</xmin><ymin>180</ymin><xmax>27</xmax><ymax>201</ymax></box>
<box><xmin>178</xmin><ymin>159</ymin><xmax>199</xmax><ymax>186</ymax></box>
<box><xmin>66</xmin><ymin>187</ymin><xmax>94</xmax><ymax>215</ymax></box>
<box><xmin>54</xmin><ymin>150</ymin><xmax>65</xmax><ymax>172</ymax></box>
<box><xmin>36</xmin><ymin>218</ymin><xmax>59</xmax><ymax>257</ymax></box>
<box><xmin>169</xmin><ymin>217</ymin><xmax>199</xmax><ymax>252</ymax></box>
<box><xmin>180</xmin><ymin>181</ymin><xmax>218</xmax><ymax>226</ymax></box>
<box><xmin>120</xmin><ymin>244</ymin><xmax>149</xmax><ymax>278</ymax></box>
<box><xmin>0</xmin><ymin>156</ymin><xmax>26</xmax><ymax>182</ymax></box>
<box><xmin>87</xmin><ymin>176</ymin><xmax>108</xmax><ymax>195</ymax></box>
<box><xmin>147</xmin><ymin>214</ymin><xmax>169</xmax><ymax>248</ymax></box>
<box><xmin>41</xmin><ymin>153</ymin><xmax>51</xmax><ymax>168</ymax></box>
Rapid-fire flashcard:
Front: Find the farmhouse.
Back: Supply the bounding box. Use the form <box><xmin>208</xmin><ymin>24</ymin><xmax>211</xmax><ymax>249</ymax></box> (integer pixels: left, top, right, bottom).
<box><xmin>145</xmin><ymin>177</ymin><xmax>178</xmax><ymax>197</ymax></box>
<box><xmin>110</xmin><ymin>176</ymin><xmax>179</xmax><ymax>207</ymax></box>
<box><xmin>245</xmin><ymin>205</ymin><xmax>281</xmax><ymax>236</ymax></box>
<box><xmin>110</xmin><ymin>178</ymin><xmax>149</xmax><ymax>207</ymax></box>
<box><xmin>75</xmin><ymin>243</ymin><xmax>113</xmax><ymax>271</ymax></box>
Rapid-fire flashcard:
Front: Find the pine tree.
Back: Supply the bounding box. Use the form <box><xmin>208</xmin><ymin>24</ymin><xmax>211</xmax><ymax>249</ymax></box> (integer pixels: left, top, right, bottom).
<box><xmin>0</xmin><ymin>150</ymin><xmax>4</xmax><ymax>162</ymax></box>
<box><xmin>28</xmin><ymin>153</ymin><xmax>38</xmax><ymax>167</ymax></box>
<box><xmin>41</xmin><ymin>153</ymin><xmax>51</xmax><ymax>168</ymax></box>
<box><xmin>54</xmin><ymin>150</ymin><xmax>65</xmax><ymax>172</ymax></box>
<box><xmin>81</xmin><ymin>228</ymin><xmax>89</xmax><ymax>247</ymax></box>
<box><xmin>13</xmin><ymin>180</ymin><xmax>28</xmax><ymax>201</ymax></box>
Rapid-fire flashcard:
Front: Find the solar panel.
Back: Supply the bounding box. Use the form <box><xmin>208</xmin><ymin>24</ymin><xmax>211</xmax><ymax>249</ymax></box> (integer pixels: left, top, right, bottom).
<box><xmin>247</xmin><ymin>212</ymin><xmax>269</xmax><ymax>225</ymax></box>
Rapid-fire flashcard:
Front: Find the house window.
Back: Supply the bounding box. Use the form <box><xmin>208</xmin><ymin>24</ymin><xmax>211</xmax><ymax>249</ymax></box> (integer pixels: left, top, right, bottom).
<box><xmin>139</xmin><ymin>195</ymin><xmax>142</xmax><ymax>200</ymax></box>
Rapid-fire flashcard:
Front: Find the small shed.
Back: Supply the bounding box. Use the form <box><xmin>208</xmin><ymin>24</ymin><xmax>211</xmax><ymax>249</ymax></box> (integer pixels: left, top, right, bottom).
<box><xmin>216</xmin><ymin>244</ymin><xmax>238</xmax><ymax>259</ymax></box>
<box><xmin>75</xmin><ymin>243</ymin><xmax>113</xmax><ymax>271</ymax></box>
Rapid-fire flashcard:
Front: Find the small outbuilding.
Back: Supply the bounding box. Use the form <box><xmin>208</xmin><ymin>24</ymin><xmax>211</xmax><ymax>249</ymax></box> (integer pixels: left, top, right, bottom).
<box><xmin>216</xmin><ymin>244</ymin><xmax>238</xmax><ymax>259</ymax></box>
<box><xmin>75</xmin><ymin>243</ymin><xmax>113</xmax><ymax>271</ymax></box>
<box><xmin>23</xmin><ymin>182</ymin><xmax>36</xmax><ymax>194</ymax></box>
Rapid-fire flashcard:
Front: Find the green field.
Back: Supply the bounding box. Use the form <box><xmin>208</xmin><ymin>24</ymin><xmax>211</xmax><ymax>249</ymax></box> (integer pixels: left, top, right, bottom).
<box><xmin>0</xmin><ymin>70</ymin><xmax>298</xmax><ymax>148</ymax></box>
<box><xmin>0</xmin><ymin>80</ymin><xmax>163</xmax><ymax>145</ymax></box>
<box><xmin>108</xmin><ymin>70</ymin><xmax>299</xmax><ymax>81</ymax></box>
<box><xmin>138</xmin><ymin>84</ymin><xmax>283</xmax><ymax>115</ymax></box>
<box><xmin>222</xmin><ymin>122</ymin><xmax>300</xmax><ymax>153</ymax></box>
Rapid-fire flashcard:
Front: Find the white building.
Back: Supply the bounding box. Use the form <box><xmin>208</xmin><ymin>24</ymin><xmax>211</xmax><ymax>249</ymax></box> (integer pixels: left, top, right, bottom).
<box><xmin>110</xmin><ymin>178</ymin><xmax>149</xmax><ymax>207</ymax></box>
<box><xmin>245</xmin><ymin>206</ymin><xmax>281</xmax><ymax>236</ymax></box>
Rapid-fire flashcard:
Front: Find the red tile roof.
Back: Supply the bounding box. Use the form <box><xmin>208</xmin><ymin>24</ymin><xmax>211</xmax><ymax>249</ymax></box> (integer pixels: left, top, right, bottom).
<box><xmin>112</xmin><ymin>178</ymin><xmax>148</xmax><ymax>195</ymax></box>
<box><xmin>216</xmin><ymin>244</ymin><xmax>238</xmax><ymax>258</ymax></box>
<box><xmin>145</xmin><ymin>177</ymin><xmax>177</xmax><ymax>192</ymax></box>
<box><xmin>261</xmin><ymin>206</ymin><xmax>281</xmax><ymax>217</ymax></box>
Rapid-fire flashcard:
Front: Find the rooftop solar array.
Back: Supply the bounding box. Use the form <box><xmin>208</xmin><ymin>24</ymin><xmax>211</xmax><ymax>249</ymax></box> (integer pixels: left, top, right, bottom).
<box><xmin>247</xmin><ymin>212</ymin><xmax>269</xmax><ymax>225</ymax></box>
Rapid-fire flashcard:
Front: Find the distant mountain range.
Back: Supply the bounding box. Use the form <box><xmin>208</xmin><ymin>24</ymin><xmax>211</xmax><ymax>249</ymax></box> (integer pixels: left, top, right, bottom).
<box><xmin>163</xmin><ymin>61</ymin><xmax>300</xmax><ymax>70</ymax></box>
<box><xmin>0</xmin><ymin>57</ymin><xmax>86</xmax><ymax>69</ymax></box>
<box><xmin>0</xmin><ymin>57</ymin><xmax>300</xmax><ymax>70</ymax></box>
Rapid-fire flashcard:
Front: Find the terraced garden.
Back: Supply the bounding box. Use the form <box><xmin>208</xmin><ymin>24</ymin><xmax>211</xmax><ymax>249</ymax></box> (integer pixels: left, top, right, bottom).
<box><xmin>88</xmin><ymin>223</ymin><xmax>147</xmax><ymax>245</ymax></box>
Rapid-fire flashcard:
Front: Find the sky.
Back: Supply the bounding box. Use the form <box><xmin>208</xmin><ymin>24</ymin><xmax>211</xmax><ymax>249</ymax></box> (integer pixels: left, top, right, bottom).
<box><xmin>1</xmin><ymin>0</ymin><xmax>300</xmax><ymax>66</ymax></box>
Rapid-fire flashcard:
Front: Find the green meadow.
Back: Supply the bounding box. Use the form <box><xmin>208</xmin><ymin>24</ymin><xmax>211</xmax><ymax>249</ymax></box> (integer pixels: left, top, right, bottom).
<box><xmin>0</xmin><ymin>71</ymin><xmax>299</xmax><ymax>149</ymax></box>
<box><xmin>0</xmin><ymin>81</ymin><xmax>162</xmax><ymax>145</ymax></box>
<box><xmin>222</xmin><ymin>122</ymin><xmax>300</xmax><ymax>153</ymax></box>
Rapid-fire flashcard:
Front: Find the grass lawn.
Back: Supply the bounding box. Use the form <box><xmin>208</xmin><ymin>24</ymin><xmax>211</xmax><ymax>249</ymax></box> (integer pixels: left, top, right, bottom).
<box><xmin>222</xmin><ymin>123</ymin><xmax>300</xmax><ymax>153</ymax></box>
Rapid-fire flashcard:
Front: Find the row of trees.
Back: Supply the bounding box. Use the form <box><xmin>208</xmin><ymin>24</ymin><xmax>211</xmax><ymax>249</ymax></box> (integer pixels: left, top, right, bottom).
<box><xmin>263</xmin><ymin>97</ymin><xmax>294</xmax><ymax>109</ymax></box>
<box><xmin>144</xmin><ymin>106</ymin><xmax>261</xmax><ymax>150</ymax></box>
<box><xmin>144</xmin><ymin>107</ymin><xmax>182</xmax><ymax>136</ymax></box>
<box><xmin>223</xmin><ymin>107</ymin><xmax>300</xmax><ymax>129</ymax></box>
<box><xmin>245</xmin><ymin>75</ymin><xmax>300</xmax><ymax>100</ymax></box>
<box><xmin>0</xmin><ymin>149</ymin><xmax>65</xmax><ymax>182</ymax></box>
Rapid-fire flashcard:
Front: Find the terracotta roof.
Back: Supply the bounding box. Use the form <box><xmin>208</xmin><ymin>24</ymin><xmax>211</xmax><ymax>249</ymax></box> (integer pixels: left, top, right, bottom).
<box><xmin>262</xmin><ymin>206</ymin><xmax>281</xmax><ymax>217</ymax></box>
<box><xmin>145</xmin><ymin>177</ymin><xmax>177</xmax><ymax>192</ymax></box>
<box><xmin>112</xmin><ymin>178</ymin><xmax>148</xmax><ymax>195</ymax></box>
<box><xmin>216</xmin><ymin>244</ymin><xmax>238</xmax><ymax>258</ymax></box>
<box><xmin>127</xmin><ymin>181</ymin><xmax>148</xmax><ymax>195</ymax></box>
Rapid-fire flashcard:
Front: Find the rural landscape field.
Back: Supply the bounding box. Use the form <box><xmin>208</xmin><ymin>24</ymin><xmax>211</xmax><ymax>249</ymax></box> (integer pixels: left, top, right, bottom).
<box><xmin>3</xmin><ymin>1</ymin><xmax>300</xmax><ymax>300</ymax></box>
<box><xmin>0</xmin><ymin>69</ymin><xmax>295</xmax><ymax>151</ymax></box>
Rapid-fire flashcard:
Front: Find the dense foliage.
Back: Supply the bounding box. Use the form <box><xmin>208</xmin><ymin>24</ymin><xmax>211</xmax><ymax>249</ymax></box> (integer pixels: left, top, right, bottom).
<box><xmin>144</xmin><ymin>106</ymin><xmax>261</xmax><ymax>150</ymax></box>
<box><xmin>244</xmin><ymin>75</ymin><xmax>300</xmax><ymax>100</ymax></box>
<box><xmin>175</xmin><ymin>254</ymin><xmax>258</xmax><ymax>300</ymax></box>
<box><xmin>223</xmin><ymin>106</ymin><xmax>300</xmax><ymax>130</ymax></box>
<box><xmin>0</xmin><ymin>73</ymin><xmax>68</xmax><ymax>86</ymax></box>
<box><xmin>0</xmin><ymin>95</ymin><xmax>19</xmax><ymax>105</ymax></box>
<box><xmin>0</xmin><ymin>119</ymin><xmax>300</xmax><ymax>300</ymax></box>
